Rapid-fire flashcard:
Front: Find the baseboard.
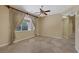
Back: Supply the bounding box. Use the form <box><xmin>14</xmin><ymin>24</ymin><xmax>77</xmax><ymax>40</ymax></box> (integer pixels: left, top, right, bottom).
<box><xmin>53</xmin><ymin>36</ymin><xmax>64</xmax><ymax>39</ymax></box>
<box><xmin>0</xmin><ymin>42</ymin><xmax>9</xmax><ymax>47</ymax></box>
<box><xmin>14</xmin><ymin>36</ymin><xmax>35</xmax><ymax>43</ymax></box>
<box><xmin>0</xmin><ymin>36</ymin><xmax>35</xmax><ymax>47</ymax></box>
<box><xmin>75</xmin><ymin>46</ymin><xmax>79</xmax><ymax>53</ymax></box>
<box><xmin>40</xmin><ymin>35</ymin><xmax>63</xmax><ymax>39</ymax></box>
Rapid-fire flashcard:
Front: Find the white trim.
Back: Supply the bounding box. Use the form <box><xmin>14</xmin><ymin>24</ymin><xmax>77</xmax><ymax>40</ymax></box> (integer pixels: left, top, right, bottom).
<box><xmin>40</xmin><ymin>35</ymin><xmax>64</xmax><ymax>39</ymax></box>
<box><xmin>0</xmin><ymin>36</ymin><xmax>35</xmax><ymax>47</ymax></box>
<box><xmin>53</xmin><ymin>36</ymin><xmax>64</xmax><ymax>39</ymax></box>
<box><xmin>15</xmin><ymin>30</ymin><xmax>34</xmax><ymax>32</ymax></box>
<box><xmin>14</xmin><ymin>36</ymin><xmax>35</xmax><ymax>43</ymax></box>
<box><xmin>0</xmin><ymin>42</ymin><xmax>9</xmax><ymax>47</ymax></box>
<box><xmin>13</xmin><ymin>38</ymin><xmax>27</xmax><ymax>43</ymax></box>
<box><xmin>75</xmin><ymin>46</ymin><xmax>79</xmax><ymax>53</ymax></box>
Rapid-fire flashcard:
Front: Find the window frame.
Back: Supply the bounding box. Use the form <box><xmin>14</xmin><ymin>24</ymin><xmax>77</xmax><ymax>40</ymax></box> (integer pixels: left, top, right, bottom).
<box><xmin>15</xmin><ymin>16</ymin><xmax>34</xmax><ymax>32</ymax></box>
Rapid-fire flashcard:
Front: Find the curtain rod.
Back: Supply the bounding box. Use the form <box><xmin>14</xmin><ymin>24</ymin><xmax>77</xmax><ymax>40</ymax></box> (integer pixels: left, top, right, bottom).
<box><xmin>5</xmin><ymin>5</ymin><xmax>38</xmax><ymax>18</ymax></box>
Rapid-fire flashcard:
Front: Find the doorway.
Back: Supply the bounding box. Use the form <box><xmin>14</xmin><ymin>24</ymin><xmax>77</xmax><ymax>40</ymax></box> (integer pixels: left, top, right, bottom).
<box><xmin>63</xmin><ymin>15</ymin><xmax>75</xmax><ymax>39</ymax></box>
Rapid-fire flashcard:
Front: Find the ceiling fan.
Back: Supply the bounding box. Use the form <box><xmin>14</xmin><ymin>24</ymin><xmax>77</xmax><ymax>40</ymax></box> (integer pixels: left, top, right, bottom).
<box><xmin>35</xmin><ymin>5</ymin><xmax>51</xmax><ymax>16</ymax></box>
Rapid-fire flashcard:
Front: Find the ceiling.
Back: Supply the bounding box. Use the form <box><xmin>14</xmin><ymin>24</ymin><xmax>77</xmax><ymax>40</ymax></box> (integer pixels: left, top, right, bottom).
<box><xmin>10</xmin><ymin>5</ymin><xmax>74</xmax><ymax>17</ymax></box>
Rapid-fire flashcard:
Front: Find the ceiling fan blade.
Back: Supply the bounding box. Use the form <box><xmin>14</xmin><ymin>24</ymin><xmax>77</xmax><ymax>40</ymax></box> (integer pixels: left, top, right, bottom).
<box><xmin>44</xmin><ymin>13</ymin><xmax>47</xmax><ymax>15</ymax></box>
<box><xmin>45</xmin><ymin>10</ymin><xmax>50</xmax><ymax>12</ymax></box>
<box><xmin>40</xmin><ymin>8</ymin><xmax>47</xmax><ymax>15</ymax></box>
<box><xmin>43</xmin><ymin>12</ymin><xmax>47</xmax><ymax>15</ymax></box>
<box><xmin>40</xmin><ymin>8</ymin><xmax>43</xmax><ymax>12</ymax></box>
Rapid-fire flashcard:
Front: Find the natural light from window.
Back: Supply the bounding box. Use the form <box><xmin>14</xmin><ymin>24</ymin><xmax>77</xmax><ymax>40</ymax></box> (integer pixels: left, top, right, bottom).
<box><xmin>16</xmin><ymin>15</ymin><xmax>35</xmax><ymax>32</ymax></box>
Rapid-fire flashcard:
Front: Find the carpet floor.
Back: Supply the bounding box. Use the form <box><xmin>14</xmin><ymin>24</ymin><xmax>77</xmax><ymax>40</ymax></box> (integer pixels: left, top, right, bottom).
<box><xmin>0</xmin><ymin>36</ymin><xmax>77</xmax><ymax>53</ymax></box>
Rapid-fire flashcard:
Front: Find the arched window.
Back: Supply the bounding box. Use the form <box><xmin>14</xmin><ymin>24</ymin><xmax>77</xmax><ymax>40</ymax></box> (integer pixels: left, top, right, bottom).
<box><xmin>16</xmin><ymin>15</ymin><xmax>35</xmax><ymax>31</ymax></box>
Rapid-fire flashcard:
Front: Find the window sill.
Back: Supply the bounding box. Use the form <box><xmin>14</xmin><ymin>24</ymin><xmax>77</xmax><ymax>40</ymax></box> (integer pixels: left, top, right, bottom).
<box><xmin>15</xmin><ymin>30</ymin><xmax>34</xmax><ymax>32</ymax></box>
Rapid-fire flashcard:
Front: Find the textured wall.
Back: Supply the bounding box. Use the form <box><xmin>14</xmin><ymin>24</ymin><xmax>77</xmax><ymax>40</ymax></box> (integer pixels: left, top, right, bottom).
<box><xmin>75</xmin><ymin>15</ymin><xmax>79</xmax><ymax>52</ymax></box>
<box><xmin>0</xmin><ymin>6</ymin><xmax>35</xmax><ymax>46</ymax></box>
<box><xmin>39</xmin><ymin>14</ymin><xmax>63</xmax><ymax>39</ymax></box>
<box><xmin>0</xmin><ymin>6</ymin><xmax>10</xmax><ymax>45</ymax></box>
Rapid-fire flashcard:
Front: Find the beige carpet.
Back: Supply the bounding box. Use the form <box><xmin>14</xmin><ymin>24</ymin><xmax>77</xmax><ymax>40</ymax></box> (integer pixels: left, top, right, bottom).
<box><xmin>0</xmin><ymin>36</ymin><xmax>77</xmax><ymax>53</ymax></box>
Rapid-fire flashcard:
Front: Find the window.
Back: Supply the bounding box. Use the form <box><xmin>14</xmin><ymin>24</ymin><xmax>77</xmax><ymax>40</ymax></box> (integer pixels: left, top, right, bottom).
<box><xmin>16</xmin><ymin>16</ymin><xmax>34</xmax><ymax>31</ymax></box>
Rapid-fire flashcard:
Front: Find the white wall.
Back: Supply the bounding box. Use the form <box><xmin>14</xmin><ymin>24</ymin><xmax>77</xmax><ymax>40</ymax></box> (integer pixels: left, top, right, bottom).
<box><xmin>75</xmin><ymin>15</ymin><xmax>79</xmax><ymax>52</ymax></box>
<box><xmin>0</xmin><ymin>6</ymin><xmax>35</xmax><ymax>46</ymax></box>
<box><xmin>0</xmin><ymin>6</ymin><xmax>10</xmax><ymax>45</ymax></box>
<box><xmin>15</xmin><ymin>31</ymin><xmax>35</xmax><ymax>42</ymax></box>
<box><xmin>39</xmin><ymin>14</ymin><xmax>63</xmax><ymax>39</ymax></box>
